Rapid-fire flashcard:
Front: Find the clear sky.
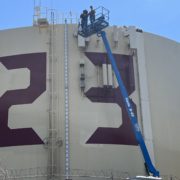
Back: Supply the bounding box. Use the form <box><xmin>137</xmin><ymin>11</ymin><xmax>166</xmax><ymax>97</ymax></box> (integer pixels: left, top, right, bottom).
<box><xmin>0</xmin><ymin>0</ymin><xmax>179</xmax><ymax>42</ymax></box>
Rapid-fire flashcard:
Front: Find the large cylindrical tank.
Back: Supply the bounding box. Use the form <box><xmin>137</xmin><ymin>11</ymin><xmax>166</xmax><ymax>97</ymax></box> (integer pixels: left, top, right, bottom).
<box><xmin>0</xmin><ymin>24</ymin><xmax>180</xmax><ymax>180</ymax></box>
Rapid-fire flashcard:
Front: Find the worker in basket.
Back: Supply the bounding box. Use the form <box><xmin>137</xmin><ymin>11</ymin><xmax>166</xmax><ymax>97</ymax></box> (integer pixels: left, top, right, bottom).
<box><xmin>80</xmin><ymin>9</ymin><xmax>88</xmax><ymax>31</ymax></box>
<box><xmin>89</xmin><ymin>6</ymin><xmax>96</xmax><ymax>24</ymax></box>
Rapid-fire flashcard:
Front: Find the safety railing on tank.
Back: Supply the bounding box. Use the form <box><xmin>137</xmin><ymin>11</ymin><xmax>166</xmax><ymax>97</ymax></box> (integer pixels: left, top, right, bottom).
<box><xmin>33</xmin><ymin>5</ymin><xmax>78</xmax><ymax>26</ymax></box>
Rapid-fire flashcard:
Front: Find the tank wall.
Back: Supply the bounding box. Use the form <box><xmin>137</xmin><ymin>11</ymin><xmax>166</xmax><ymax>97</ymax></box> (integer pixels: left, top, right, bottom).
<box><xmin>143</xmin><ymin>32</ymin><xmax>180</xmax><ymax>176</ymax></box>
<box><xmin>0</xmin><ymin>25</ymin><xmax>180</xmax><ymax>179</ymax></box>
<box><xmin>0</xmin><ymin>25</ymin><xmax>144</xmax><ymax>178</ymax></box>
<box><xmin>0</xmin><ymin>27</ymin><xmax>49</xmax><ymax>172</ymax></box>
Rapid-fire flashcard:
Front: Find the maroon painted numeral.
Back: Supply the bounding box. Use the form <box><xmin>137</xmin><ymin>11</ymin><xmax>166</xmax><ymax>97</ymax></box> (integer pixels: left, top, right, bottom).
<box><xmin>0</xmin><ymin>53</ymin><xmax>46</xmax><ymax>147</ymax></box>
<box><xmin>85</xmin><ymin>52</ymin><xmax>138</xmax><ymax>145</ymax></box>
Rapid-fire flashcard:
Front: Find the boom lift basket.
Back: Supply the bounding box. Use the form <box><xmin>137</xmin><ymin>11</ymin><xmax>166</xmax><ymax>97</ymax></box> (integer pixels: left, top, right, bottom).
<box><xmin>78</xmin><ymin>6</ymin><xmax>109</xmax><ymax>37</ymax></box>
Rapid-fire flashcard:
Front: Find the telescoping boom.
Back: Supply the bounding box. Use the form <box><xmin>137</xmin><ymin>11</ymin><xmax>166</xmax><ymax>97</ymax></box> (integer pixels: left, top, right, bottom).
<box><xmin>78</xmin><ymin>6</ymin><xmax>160</xmax><ymax>177</ymax></box>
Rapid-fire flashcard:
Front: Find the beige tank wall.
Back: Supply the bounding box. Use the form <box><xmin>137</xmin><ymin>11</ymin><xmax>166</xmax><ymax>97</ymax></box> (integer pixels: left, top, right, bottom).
<box><xmin>0</xmin><ymin>25</ymin><xmax>145</xmax><ymax>178</ymax></box>
<box><xmin>0</xmin><ymin>27</ymin><xmax>49</xmax><ymax>172</ymax></box>
<box><xmin>0</xmin><ymin>24</ymin><xmax>180</xmax><ymax>179</ymax></box>
<box><xmin>143</xmin><ymin>32</ymin><xmax>180</xmax><ymax>176</ymax></box>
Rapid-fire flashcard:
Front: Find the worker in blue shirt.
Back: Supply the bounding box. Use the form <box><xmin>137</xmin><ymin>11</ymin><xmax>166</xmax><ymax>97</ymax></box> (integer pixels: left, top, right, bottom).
<box><xmin>89</xmin><ymin>6</ymin><xmax>95</xmax><ymax>24</ymax></box>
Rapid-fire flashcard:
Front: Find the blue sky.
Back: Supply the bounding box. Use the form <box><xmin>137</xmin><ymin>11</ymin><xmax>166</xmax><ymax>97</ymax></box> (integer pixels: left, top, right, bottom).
<box><xmin>0</xmin><ymin>0</ymin><xmax>179</xmax><ymax>42</ymax></box>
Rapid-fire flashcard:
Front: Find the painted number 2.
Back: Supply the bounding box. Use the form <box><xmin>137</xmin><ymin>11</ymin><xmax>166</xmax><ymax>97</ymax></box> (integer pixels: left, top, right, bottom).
<box><xmin>0</xmin><ymin>53</ymin><xmax>46</xmax><ymax>147</ymax></box>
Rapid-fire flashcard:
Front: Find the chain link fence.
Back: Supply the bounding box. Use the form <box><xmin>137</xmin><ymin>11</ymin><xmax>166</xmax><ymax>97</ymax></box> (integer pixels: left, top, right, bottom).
<box><xmin>0</xmin><ymin>166</ymin><xmax>179</xmax><ymax>180</ymax></box>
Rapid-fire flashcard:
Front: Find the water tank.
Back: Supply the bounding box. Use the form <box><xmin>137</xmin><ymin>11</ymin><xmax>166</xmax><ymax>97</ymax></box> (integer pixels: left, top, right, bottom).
<box><xmin>0</xmin><ymin>24</ymin><xmax>180</xmax><ymax>180</ymax></box>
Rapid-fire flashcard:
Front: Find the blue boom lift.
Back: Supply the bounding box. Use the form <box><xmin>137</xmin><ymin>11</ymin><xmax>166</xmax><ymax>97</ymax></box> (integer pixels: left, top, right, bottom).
<box><xmin>78</xmin><ymin>6</ymin><xmax>160</xmax><ymax>177</ymax></box>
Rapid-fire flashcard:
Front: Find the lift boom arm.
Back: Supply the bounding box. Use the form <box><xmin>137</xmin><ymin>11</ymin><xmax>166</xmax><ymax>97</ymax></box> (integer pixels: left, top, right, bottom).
<box><xmin>100</xmin><ymin>31</ymin><xmax>159</xmax><ymax>177</ymax></box>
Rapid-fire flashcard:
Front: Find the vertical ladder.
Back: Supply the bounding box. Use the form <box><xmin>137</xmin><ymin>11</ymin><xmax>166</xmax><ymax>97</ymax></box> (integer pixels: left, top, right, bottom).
<box><xmin>48</xmin><ymin>11</ymin><xmax>57</xmax><ymax>179</ymax></box>
<box><xmin>64</xmin><ymin>19</ymin><xmax>70</xmax><ymax>180</ymax></box>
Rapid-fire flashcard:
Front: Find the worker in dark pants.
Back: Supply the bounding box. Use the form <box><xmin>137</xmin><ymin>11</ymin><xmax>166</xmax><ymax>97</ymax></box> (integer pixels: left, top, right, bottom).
<box><xmin>89</xmin><ymin>6</ymin><xmax>95</xmax><ymax>24</ymax></box>
<box><xmin>80</xmin><ymin>10</ymin><xmax>88</xmax><ymax>31</ymax></box>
